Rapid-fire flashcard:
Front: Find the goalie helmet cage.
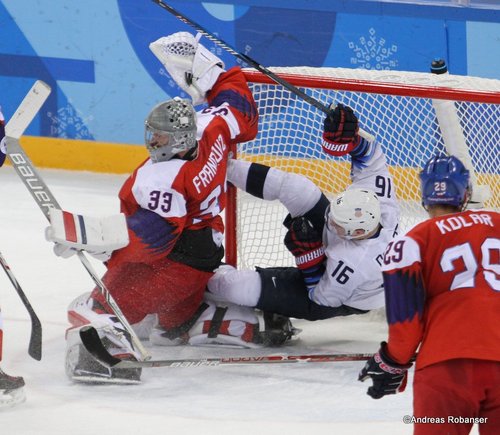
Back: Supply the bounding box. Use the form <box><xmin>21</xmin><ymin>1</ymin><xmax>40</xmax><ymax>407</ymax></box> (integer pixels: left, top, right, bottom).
<box><xmin>225</xmin><ymin>66</ymin><xmax>500</xmax><ymax>269</ymax></box>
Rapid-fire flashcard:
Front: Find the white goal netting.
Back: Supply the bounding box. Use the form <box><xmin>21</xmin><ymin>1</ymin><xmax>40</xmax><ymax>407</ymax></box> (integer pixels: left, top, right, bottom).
<box><xmin>229</xmin><ymin>67</ymin><xmax>500</xmax><ymax>269</ymax></box>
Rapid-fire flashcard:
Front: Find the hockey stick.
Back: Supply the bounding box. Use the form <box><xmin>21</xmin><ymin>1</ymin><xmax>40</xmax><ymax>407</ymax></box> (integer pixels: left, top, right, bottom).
<box><xmin>0</xmin><ymin>251</ymin><xmax>42</xmax><ymax>360</ymax></box>
<box><xmin>150</xmin><ymin>0</ymin><xmax>375</xmax><ymax>142</ymax></box>
<box><xmin>4</xmin><ymin>81</ymin><xmax>151</xmax><ymax>361</ymax></box>
<box><xmin>80</xmin><ymin>325</ymin><xmax>371</xmax><ymax>369</ymax></box>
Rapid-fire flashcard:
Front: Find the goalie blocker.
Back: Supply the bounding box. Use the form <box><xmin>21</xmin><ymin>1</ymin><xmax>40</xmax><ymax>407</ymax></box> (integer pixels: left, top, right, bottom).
<box><xmin>45</xmin><ymin>208</ymin><xmax>129</xmax><ymax>261</ymax></box>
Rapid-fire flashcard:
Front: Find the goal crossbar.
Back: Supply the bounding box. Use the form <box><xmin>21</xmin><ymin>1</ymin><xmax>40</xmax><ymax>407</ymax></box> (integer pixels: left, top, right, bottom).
<box><xmin>243</xmin><ymin>68</ymin><xmax>500</xmax><ymax>104</ymax></box>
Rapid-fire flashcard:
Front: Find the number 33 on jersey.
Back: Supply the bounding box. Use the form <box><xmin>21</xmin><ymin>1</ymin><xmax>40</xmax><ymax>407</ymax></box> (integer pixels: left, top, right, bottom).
<box><xmin>114</xmin><ymin>68</ymin><xmax>258</xmax><ymax>264</ymax></box>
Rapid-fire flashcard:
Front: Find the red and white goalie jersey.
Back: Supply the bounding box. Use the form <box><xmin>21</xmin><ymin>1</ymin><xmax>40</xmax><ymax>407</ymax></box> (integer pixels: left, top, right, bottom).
<box><xmin>109</xmin><ymin>67</ymin><xmax>258</xmax><ymax>267</ymax></box>
<box><xmin>382</xmin><ymin>209</ymin><xmax>500</xmax><ymax>369</ymax></box>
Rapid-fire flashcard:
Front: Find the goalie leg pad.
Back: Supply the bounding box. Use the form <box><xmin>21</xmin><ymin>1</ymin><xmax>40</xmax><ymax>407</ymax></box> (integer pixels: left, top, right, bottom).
<box><xmin>188</xmin><ymin>301</ymin><xmax>261</xmax><ymax>348</ymax></box>
<box><xmin>151</xmin><ymin>295</ymin><xmax>262</xmax><ymax>349</ymax></box>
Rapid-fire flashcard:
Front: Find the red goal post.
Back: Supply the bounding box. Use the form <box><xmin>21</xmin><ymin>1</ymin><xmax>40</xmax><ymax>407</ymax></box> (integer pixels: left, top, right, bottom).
<box><xmin>225</xmin><ymin>67</ymin><xmax>500</xmax><ymax>268</ymax></box>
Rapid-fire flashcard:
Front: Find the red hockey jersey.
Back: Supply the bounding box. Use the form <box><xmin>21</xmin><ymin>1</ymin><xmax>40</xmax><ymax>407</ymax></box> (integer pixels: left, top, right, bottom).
<box><xmin>109</xmin><ymin>67</ymin><xmax>258</xmax><ymax>266</ymax></box>
<box><xmin>381</xmin><ymin>209</ymin><xmax>500</xmax><ymax>370</ymax></box>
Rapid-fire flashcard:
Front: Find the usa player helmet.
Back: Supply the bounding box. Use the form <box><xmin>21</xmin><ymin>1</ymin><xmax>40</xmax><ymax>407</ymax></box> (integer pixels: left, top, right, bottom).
<box><xmin>144</xmin><ymin>97</ymin><xmax>197</xmax><ymax>163</ymax></box>
<box><xmin>420</xmin><ymin>153</ymin><xmax>471</xmax><ymax>209</ymax></box>
<box><xmin>327</xmin><ymin>188</ymin><xmax>381</xmax><ymax>240</ymax></box>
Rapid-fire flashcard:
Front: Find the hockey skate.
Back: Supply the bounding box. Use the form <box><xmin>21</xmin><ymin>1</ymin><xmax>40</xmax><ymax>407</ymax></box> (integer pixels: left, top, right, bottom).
<box><xmin>67</xmin><ymin>343</ymin><xmax>142</xmax><ymax>385</ymax></box>
<box><xmin>260</xmin><ymin>312</ymin><xmax>301</xmax><ymax>347</ymax></box>
<box><xmin>0</xmin><ymin>368</ymin><xmax>26</xmax><ymax>408</ymax></box>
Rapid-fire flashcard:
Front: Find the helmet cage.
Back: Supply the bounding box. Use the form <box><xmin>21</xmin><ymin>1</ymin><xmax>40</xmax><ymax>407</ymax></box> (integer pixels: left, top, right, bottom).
<box><xmin>144</xmin><ymin>98</ymin><xmax>197</xmax><ymax>163</ymax></box>
<box><xmin>327</xmin><ymin>188</ymin><xmax>381</xmax><ymax>240</ymax></box>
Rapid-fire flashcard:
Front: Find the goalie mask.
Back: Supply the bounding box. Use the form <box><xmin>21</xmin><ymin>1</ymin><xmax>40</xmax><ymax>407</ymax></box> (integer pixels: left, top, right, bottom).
<box><xmin>327</xmin><ymin>188</ymin><xmax>381</xmax><ymax>240</ymax></box>
<box><xmin>144</xmin><ymin>97</ymin><xmax>197</xmax><ymax>163</ymax></box>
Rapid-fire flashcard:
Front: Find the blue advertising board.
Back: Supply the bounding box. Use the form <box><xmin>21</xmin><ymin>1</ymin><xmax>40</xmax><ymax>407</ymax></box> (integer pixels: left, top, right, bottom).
<box><xmin>0</xmin><ymin>0</ymin><xmax>498</xmax><ymax>145</ymax></box>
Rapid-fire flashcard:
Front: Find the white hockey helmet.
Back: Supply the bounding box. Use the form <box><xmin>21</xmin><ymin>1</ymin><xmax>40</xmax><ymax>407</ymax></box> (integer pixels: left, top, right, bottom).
<box><xmin>327</xmin><ymin>188</ymin><xmax>381</xmax><ymax>240</ymax></box>
<box><xmin>144</xmin><ymin>97</ymin><xmax>197</xmax><ymax>163</ymax></box>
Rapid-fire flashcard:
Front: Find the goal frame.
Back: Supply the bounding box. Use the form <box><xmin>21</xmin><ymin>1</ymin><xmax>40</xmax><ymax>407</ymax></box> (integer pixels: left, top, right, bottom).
<box><xmin>225</xmin><ymin>67</ymin><xmax>500</xmax><ymax>267</ymax></box>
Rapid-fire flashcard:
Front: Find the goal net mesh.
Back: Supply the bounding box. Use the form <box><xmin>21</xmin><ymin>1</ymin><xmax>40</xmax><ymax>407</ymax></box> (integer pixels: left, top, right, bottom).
<box><xmin>230</xmin><ymin>67</ymin><xmax>500</xmax><ymax>269</ymax></box>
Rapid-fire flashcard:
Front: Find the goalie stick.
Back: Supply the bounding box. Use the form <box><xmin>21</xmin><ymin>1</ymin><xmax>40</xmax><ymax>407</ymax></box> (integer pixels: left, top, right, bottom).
<box><xmin>150</xmin><ymin>0</ymin><xmax>375</xmax><ymax>142</ymax></box>
<box><xmin>4</xmin><ymin>80</ymin><xmax>151</xmax><ymax>361</ymax></box>
<box><xmin>0</xmin><ymin>250</ymin><xmax>42</xmax><ymax>360</ymax></box>
<box><xmin>80</xmin><ymin>325</ymin><xmax>371</xmax><ymax>369</ymax></box>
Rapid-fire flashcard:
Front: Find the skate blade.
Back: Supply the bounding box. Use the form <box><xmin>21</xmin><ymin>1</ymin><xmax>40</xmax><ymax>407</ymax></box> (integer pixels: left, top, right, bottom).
<box><xmin>71</xmin><ymin>375</ymin><xmax>141</xmax><ymax>385</ymax></box>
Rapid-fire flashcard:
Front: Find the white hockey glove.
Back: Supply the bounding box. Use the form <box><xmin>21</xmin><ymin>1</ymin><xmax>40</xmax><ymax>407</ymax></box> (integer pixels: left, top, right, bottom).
<box><xmin>149</xmin><ymin>32</ymin><xmax>225</xmax><ymax>106</ymax></box>
<box><xmin>45</xmin><ymin>208</ymin><xmax>129</xmax><ymax>261</ymax></box>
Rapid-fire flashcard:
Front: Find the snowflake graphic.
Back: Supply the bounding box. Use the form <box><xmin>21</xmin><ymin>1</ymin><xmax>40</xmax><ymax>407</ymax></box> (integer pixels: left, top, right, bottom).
<box><xmin>348</xmin><ymin>28</ymin><xmax>398</xmax><ymax>70</ymax></box>
<box><xmin>48</xmin><ymin>103</ymin><xmax>94</xmax><ymax>140</ymax></box>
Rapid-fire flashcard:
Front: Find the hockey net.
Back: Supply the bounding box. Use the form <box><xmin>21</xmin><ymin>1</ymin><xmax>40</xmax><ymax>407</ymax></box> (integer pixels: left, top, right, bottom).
<box><xmin>225</xmin><ymin>67</ymin><xmax>500</xmax><ymax>269</ymax></box>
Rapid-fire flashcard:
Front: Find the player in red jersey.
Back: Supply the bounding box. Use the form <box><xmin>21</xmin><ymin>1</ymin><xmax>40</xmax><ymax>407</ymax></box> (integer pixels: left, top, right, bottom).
<box><xmin>46</xmin><ymin>32</ymin><xmax>260</xmax><ymax>384</ymax></box>
<box><xmin>359</xmin><ymin>153</ymin><xmax>500</xmax><ymax>434</ymax></box>
<box><xmin>0</xmin><ymin>107</ymin><xmax>26</xmax><ymax>406</ymax></box>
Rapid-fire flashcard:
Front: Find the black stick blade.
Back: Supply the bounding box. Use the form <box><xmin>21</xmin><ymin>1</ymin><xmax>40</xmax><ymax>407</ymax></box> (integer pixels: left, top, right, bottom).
<box><xmin>28</xmin><ymin>315</ymin><xmax>42</xmax><ymax>361</ymax></box>
<box><xmin>79</xmin><ymin>326</ymin><xmax>121</xmax><ymax>367</ymax></box>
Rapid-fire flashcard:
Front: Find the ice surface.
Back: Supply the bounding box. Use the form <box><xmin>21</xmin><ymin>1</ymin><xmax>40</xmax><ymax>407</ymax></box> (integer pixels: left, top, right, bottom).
<box><xmin>0</xmin><ymin>166</ymin><xmax>479</xmax><ymax>434</ymax></box>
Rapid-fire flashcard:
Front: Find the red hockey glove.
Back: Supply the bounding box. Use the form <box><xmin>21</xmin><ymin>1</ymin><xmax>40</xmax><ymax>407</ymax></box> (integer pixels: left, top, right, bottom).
<box><xmin>322</xmin><ymin>103</ymin><xmax>361</xmax><ymax>156</ymax></box>
<box><xmin>284</xmin><ymin>216</ymin><xmax>326</xmax><ymax>292</ymax></box>
<box><xmin>358</xmin><ymin>342</ymin><xmax>413</xmax><ymax>399</ymax></box>
<box><xmin>284</xmin><ymin>216</ymin><xmax>325</xmax><ymax>270</ymax></box>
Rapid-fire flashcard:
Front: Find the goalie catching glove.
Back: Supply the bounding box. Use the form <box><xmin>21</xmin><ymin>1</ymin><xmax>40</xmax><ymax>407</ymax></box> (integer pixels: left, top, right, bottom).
<box><xmin>284</xmin><ymin>216</ymin><xmax>326</xmax><ymax>292</ymax></box>
<box><xmin>45</xmin><ymin>208</ymin><xmax>129</xmax><ymax>261</ymax></box>
<box><xmin>149</xmin><ymin>32</ymin><xmax>225</xmax><ymax>106</ymax></box>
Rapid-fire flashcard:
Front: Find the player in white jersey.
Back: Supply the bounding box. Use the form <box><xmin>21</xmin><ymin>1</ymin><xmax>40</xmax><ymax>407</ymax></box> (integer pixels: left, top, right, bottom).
<box><xmin>0</xmin><ymin>106</ymin><xmax>26</xmax><ymax>406</ymax></box>
<box><xmin>208</xmin><ymin>104</ymin><xmax>400</xmax><ymax>344</ymax></box>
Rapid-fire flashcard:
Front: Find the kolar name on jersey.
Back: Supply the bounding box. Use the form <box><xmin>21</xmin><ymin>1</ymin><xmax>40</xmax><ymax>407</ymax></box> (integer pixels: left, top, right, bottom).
<box><xmin>435</xmin><ymin>213</ymin><xmax>494</xmax><ymax>234</ymax></box>
<box><xmin>193</xmin><ymin>134</ymin><xmax>227</xmax><ymax>194</ymax></box>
